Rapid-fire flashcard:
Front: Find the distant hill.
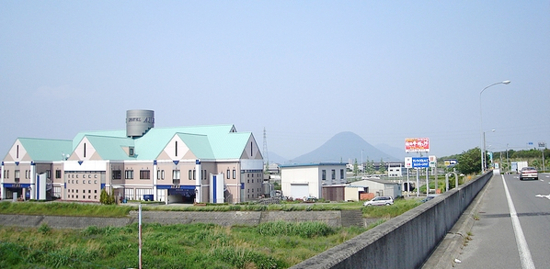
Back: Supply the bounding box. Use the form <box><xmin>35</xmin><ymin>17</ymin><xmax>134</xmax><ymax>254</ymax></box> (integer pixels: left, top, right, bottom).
<box><xmin>289</xmin><ymin>132</ymin><xmax>397</xmax><ymax>164</ymax></box>
<box><xmin>376</xmin><ymin>143</ymin><xmax>406</xmax><ymax>161</ymax></box>
<box><xmin>264</xmin><ymin>151</ymin><xmax>289</xmax><ymax>165</ymax></box>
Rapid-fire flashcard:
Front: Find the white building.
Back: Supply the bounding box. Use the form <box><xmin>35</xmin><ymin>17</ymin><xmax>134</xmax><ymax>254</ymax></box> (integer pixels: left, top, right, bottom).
<box><xmin>279</xmin><ymin>163</ymin><xmax>347</xmax><ymax>200</ymax></box>
<box><xmin>349</xmin><ymin>178</ymin><xmax>402</xmax><ymax>198</ymax></box>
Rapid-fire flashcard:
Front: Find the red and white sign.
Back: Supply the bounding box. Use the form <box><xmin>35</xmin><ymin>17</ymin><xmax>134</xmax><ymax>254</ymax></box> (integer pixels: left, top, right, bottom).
<box><xmin>405</xmin><ymin>157</ymin><xmax>412</xmax><ymax>168</ymax></box>
<box><xmin>405</xmin><ymin>138</ymin><xmax>430</xmax><ymax>153</ymax></box>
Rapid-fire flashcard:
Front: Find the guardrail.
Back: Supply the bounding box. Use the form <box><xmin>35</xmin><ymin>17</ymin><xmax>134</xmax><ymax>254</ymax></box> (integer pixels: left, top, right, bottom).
<box><xmin>290</xmin><ymin>171</ymin><xmax>493</xmax><ymax>269</ymax></box>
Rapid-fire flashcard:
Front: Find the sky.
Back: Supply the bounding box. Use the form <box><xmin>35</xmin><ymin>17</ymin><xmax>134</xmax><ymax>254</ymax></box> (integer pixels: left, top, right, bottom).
<box><xmin>1</xmin><ymin>1</ymin><xmax>549</xmax><ymax>161</ymax></box>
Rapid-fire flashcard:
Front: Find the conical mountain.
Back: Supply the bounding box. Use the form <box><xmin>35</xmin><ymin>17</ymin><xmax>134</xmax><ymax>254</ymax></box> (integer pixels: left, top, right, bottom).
<box><xmin>291</xmin><ymin>131</ymin><xmax>396</xmax><ymax>164</ymax></box>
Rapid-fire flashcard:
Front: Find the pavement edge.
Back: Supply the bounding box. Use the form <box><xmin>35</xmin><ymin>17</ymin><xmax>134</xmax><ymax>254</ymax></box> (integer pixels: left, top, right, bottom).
<box><xmin>421</xmin><ymin>175</ymin><xmax>492</xmax><ymax>269</ymax></box>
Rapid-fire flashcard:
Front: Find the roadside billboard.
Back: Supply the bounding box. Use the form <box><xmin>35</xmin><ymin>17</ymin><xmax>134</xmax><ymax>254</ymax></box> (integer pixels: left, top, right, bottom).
<box><xmin>429</xmin><ymin>156</ymin><xmax>437</xmax><ymax>168</ymax></box>
<box><xmin>405</xmin><ymin>157</ymin><xmax>412</xmax><ymax>168</ymax></box>
<box><xmin>405</xmin><ymin>138</ymin><xmax>430</xmax><ymax>153</ymax></box>
<box><xmin>412</xmin><ymin>157</ymin><xmax>429</xmax><ymax>168</ymax></box>
<box><xmin>444</xmin><ymin>159</ymin><xmax>458</xmax><ymax>167</ymax></box>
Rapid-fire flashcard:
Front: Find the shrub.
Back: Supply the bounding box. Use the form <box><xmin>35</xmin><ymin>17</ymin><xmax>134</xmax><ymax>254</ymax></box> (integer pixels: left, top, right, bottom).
<box><xmin>38</xmin><ymin>223</ymin><xmax>51</xmax><ymax>235</ymax></box>
<box><xmin>99</xmin><ymin>188</ymin><xmax>116</xmax><ymax>205</ymax></box>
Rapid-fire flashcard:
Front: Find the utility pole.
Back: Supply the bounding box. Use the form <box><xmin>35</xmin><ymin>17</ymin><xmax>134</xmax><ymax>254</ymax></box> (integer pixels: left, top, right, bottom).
<box><xmin>263</xmin><ymin>128</ymin><xmax>269</xmax><ymax>174</ymax></box>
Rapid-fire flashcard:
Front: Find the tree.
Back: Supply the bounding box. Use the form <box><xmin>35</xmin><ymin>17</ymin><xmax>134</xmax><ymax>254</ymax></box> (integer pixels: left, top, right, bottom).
<box><xmin>365</xmin><ymin>159</ymin><xmax>375</xmax><ymax>174</ymax></box>
<box><xmin>100</xmin><ymin>188</ymin><xmax>116</xmax><ymax>205</ymax></box>
<box><xmin>379</xmin><ymin>158</ymin><xmax>386</xmax><ymax>173</ymax></box>
<box><xmin>456</xmin><ymin>147</ymin><xmax>482</xmax><ymax>175</ymax></box>
<box><xmin>353</xmin><ymin>159</ymin><xmax>359</xmax><ymax>176</ymax></box>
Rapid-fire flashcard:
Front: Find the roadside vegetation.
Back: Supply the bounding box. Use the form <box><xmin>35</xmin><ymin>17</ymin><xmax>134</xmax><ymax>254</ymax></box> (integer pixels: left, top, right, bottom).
<box><xmin>0</xmin><ymin>221</ymin><xmax>367</xmax><ymax>269</ymax></box>
<box><xmin>362</xmin><ymin>198</ymin><xmax>421</xmax><ymax>219</ymax></box>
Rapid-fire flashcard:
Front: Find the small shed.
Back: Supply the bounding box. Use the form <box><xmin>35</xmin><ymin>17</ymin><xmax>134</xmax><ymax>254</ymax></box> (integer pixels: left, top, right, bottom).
<box><xmin>349</xmin><ymin>178</ymin><xmax>402</xmax><ymax>198</ymax></box>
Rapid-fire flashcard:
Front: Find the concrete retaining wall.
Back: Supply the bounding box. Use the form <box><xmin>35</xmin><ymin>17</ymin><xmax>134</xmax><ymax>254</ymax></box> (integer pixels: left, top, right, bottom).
<box><xmin>289</xmin><ymin>171</ymin><xmax>492</xmax><ymax>269</ymax></box>
<box><xmin>0</xmin><ymin>210</ymin><xmax>344</xmax><ymax>229</ymax></box>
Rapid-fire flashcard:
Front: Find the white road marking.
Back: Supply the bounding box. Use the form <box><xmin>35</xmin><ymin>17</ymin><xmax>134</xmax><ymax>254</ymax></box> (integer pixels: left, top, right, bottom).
<box><xmin>535</xmin><ymin>194</ymin><xmax>550</xmax><ymax>200</ymax></box>
<box><xmin>502</xmin><ymin>175</ymin><xmax>536</xmax><ymax>269</ymax></box>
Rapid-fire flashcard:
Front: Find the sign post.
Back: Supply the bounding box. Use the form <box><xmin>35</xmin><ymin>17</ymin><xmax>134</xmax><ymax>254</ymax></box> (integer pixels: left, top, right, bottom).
<box><xmin>405</xmin><ymin>157</ymin><xmax>412</xmax><ymax>197</ymax></box>
<box><xmin>405</xmin><ymin>138</ymin><xmax>431</xmax><ymax>197</ymax></box>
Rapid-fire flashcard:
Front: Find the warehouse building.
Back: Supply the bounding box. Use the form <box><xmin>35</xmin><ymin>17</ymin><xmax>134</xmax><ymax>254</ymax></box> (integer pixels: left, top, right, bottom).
<box><xmin>1</xmin><ymin>110</ymin><xmax>264</xmax><ymax>204</ymax></box>
<box><xmin>279</xmin><ymin>163</ymin><xmax>347</xmax><ymax>201</ymax></box>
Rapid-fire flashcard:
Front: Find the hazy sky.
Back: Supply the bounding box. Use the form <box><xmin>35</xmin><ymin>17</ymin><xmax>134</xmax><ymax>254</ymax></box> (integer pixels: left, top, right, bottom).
<box><xmin>1</xmin><ymin>1</ymin><xmax>549</xmax><ymax>161</ymax></box>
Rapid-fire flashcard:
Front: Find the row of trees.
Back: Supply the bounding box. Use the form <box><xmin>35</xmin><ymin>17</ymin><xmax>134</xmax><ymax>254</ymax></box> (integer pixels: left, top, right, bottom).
<box><xmin>446</xmin><ymin>147</ymin><xmax>549</xmax><ymax>175</ymax></box>
<box><xmin>351</xmin><ymin>158</ymin><xmax>387</xmax><ymax>176</ymax></box>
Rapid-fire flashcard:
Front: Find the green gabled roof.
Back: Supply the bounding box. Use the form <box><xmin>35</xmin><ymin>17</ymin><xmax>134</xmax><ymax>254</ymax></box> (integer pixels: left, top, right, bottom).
<box><xmin>18</xmin><ymin>138</ymin><xmax>73</xmax><ymax>162</ymax></box>
<box><xmin>84</xmin><ymin>135</ymin><xmax>135</xmax><ymax>160</ymax></box>
<box><xmin>177</xmin><ymin>133</ymin><xmax>215</xmax><ymax>159</ymax></box>
<box><xmin>207</xmin><ymin>132</ymin><xmax>251</xmax><ymax>159</ymax></box>
<box><xmin>72</xmin><ymin>124</ymin><xmax>251</xmax><ymax>161</ymax></box>
<box><xmin>73</xmin><ymin>130</ymin><xmax>126</xmax><ymax>150</ymax></box>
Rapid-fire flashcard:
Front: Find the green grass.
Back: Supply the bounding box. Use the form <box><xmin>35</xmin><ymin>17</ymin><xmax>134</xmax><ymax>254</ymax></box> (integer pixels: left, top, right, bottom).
<box><xmin>0</xmin><ymin>201</ymin><xmax>134</xmax><ymax>217</ymax></box>
<box><xmin>0</xmin><ymin>222</ymin><xmax>367</xmax><ymax>269</ymax></box>
<box><xmin>362</xmin><ymin>198</ymin><xmax>421</xmax><ymax>218</ymax></box>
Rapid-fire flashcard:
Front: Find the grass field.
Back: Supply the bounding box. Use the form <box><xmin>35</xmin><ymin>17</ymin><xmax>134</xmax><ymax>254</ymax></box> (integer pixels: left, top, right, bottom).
<box><xmin>0</xmin><ymin>221</ymin><xmax>367</xmax><ymax>269</ymax></box>
<box><xmin>0</xmin><ymin>198</ymin><xmax>421</xmax><ymax>268</ymax></box>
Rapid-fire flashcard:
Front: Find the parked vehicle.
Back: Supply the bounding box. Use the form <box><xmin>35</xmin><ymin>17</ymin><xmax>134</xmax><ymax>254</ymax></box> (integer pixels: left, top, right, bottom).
<box><xmin>363</xmin><ymin>196</ymin><xmax>394</xmax><ymax>206</ymax></box>
<box><xmin>519</xmin><ymin>167</ymin><xmax>538</xmax><ymax>180</ymax></box>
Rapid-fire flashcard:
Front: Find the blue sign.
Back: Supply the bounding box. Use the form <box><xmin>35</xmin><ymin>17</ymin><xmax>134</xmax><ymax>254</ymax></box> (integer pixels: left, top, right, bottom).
<box><xmin>445</xmin><ymin>159</ymin><xmax>458</xmax><ymax>167</ymax></box>
<box><xmin>412</xmin><ymin>157</ymin><xmax>429</xmax><ymax>168</ymax></box>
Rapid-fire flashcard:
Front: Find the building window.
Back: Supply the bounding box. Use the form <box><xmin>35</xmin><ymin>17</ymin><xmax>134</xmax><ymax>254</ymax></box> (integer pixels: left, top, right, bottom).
<box><xmin>56</xmin><ymin>170</ymin><xmax>62</xmax><ymax>179</ymax></box>
<box><xmin>232</xmin><ymin>169</ymin><xmax>236</xmax><ymax>179</ymax></box>
<box><xmin>227</xmin><ymin>169</ymin><xmax>230</xmax><ymax>179</ymax></box>
<box><xmin>322</xmin><ymin>170</ymin><xmax>326</xmax><ymax>180</ymax></box>
<box><xmin>83</xmin><ymin>143</ymin><xmax>87</xmax><ymax>158</ymax></box>
<box><xmin>112</xmin><ymin>170</ymin><xmax>122</xmax><ymax>180</ymax></box>
<box><xmin>125</xmin><ymin>170</ymin><xmax>134</xmax><ymax>179</ymax></box>
<box><xmin>14</xmin><ymin>170</ymin><xmax>20</xmax><ymax>182</ymax></box>
<box><xmin>175</xmin><ymin>141</ymin><xmax>178</xmax><ymax>156</ymax></box>
<box><xmin>172</xmin><ymin>170</ymin><xmax>180</xmax><ymax>180</ymax></box>
<box><xmin>129</xmin><ymin>147</ymin><xmax>134</xmax><ymax>156</ymax></box>
<box><xmin>340</xmin><ymin>169</ymin><xmax>344</xmax><ymax>179</ymax></box>
<box><xmin>188</xmin><ymin>170</ymin><xmax>192</xmax><ymax>180</ymax></box>
<box><xmin>331</xmin><ymin>169</ymin><xmax>336</xmax><ymax>180</ymax></box>
<box><xmin>3</xmin><ymin>170</ymin><xmax>8</xmax><ymax>179</ymax></box>
<box><xmin>140</xmin><ymin>170</ymin><xmax>150</xmax><ymax>179</ymax></box>
<box><xmin>157</xmin><ymin>170</ymin><xmax>165</xmax><ymax>180</ymax></box>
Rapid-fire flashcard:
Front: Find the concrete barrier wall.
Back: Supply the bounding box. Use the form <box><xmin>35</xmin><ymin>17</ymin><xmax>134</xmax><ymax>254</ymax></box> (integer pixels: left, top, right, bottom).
<box><xmin>0</xmin><ymin>210</ymin><xmax>343</xmax><ymax>229</ymax></box>
<box><xmin>290</xmin><ymin>171</ymin><xmax>493</xmax><ymax>269</ymax></box>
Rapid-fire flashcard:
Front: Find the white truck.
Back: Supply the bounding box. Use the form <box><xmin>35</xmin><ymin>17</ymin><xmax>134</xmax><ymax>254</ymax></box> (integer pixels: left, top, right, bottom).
<box><xmin>511</xmin><ymin>161</ymin><xmax>528</xmax><ymax>173</ymax></box>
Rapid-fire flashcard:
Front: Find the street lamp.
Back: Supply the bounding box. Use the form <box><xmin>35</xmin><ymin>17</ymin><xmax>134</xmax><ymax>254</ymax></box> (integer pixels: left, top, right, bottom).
<box><xmin>480</xmin><ymin>80</ymin><xmax>510</xmax><ymax>173</ymax></box>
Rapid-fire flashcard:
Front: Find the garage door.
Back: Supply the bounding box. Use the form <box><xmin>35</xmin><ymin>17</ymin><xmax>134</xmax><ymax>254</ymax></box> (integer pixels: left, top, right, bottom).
<box><xmin>290</xmin><ymin>183</ymin><xmax>309</xmax><ymax>199</ymax></box>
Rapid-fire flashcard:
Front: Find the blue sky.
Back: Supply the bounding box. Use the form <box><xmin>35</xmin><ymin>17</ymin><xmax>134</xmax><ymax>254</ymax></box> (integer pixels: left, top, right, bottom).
<box><xmin>1</xmin><ymin>1</ymin><xmax>549</xmax><ymax>161</ymax></box>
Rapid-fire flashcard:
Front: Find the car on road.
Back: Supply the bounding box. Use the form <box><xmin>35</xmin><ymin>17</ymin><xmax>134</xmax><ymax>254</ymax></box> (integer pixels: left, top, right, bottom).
<box><xmin>363</xmin><ymin>196</ymin><xmax>394</xmax><ymax>206</ymax></box>
<box><xmin>519</xmin><ymin>167</ymin><xmax>538</xmax><ymax>180</ymax></box>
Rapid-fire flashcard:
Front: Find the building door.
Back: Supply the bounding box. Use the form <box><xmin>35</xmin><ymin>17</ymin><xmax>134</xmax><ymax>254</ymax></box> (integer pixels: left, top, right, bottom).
<box><xmin>290</xmin><ymin>183</ymin><xmax>309</xmax><ymax>200</ymax></box>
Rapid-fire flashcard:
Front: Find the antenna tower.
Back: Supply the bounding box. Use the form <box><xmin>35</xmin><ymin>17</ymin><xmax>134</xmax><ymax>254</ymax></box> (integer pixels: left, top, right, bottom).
<box><xmin>263</xmin><ymin>127</ymin><xmax>269</xmax><ymax>170</ymax></box>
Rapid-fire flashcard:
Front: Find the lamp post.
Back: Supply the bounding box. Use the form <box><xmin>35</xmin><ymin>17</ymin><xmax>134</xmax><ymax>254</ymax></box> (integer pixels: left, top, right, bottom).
<box><xmin>480</xmin><ymin>80</ymin><xmax>510</xmax><ymax>173</ymax></box>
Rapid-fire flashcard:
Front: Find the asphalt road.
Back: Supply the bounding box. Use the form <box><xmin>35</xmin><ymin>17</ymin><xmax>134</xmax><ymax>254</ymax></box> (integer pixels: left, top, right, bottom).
<box><xmin>455</xmin><ymin>172</ymin><xmax>550</xmax><ymax>269</ymax></box>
